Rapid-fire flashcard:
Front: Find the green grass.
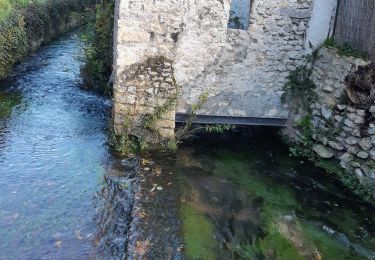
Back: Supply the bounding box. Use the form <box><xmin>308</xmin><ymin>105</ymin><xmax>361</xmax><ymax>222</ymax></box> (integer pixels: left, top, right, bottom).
<box><xmin>323</xmin><ymin>37</ymin><xmax>368</xmax><ymax>60</ymax></box>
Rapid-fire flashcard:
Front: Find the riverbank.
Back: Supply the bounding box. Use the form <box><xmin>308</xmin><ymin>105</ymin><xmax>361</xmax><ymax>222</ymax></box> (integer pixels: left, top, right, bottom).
<box><xmin>0</xmin><ymin>0</ymin><xmax>95</xmax><ymax>80</ymax></box>
<box><xmin>282</xmin><ymin>46</ymin><xmax>375</xmax><ymax>205</ymax></box>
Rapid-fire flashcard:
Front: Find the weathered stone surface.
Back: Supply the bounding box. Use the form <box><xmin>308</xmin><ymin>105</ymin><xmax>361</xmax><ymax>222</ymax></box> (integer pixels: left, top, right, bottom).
<box><xmin>370</xmin><ymin>149</ymin><xmax>375</xmax><ymax>160</ymax></box>
<box><xmin>114</xmin><ymin>0</ymin><xmax>316</xmax><ymax>130</ymax></box>
<box><xmin>336</xmin><ymin>104</ymin><xmax>347</xmax><ymax>111</ymax></box>
<box><xmin>321</xmin><ymin>106</ymin><xmax>332</xmax><ymax>119</ymax></box>
<box><xmin>361</xmin><ymin>165</ymin><xmax>375</xmax><ymax>179</ymax></box>
<box><xmin>370</xmin><ymin>106</ymin><xmax>375</xmax><ymax>115</ymax></box>
<box><xmin>346</xmin><ymin>137</ymin><xmax>358</xmax><ymax>146</ymax></box>
<box><xmin>313</xmin><ymin>145</ymin><xmax>335</xmax><ymax>159</ymax></box>
<box><xmin>298</xmin><ymin>47</ymin><xmax>375</xmax><ymax>194</ymax></box>
<box><xmin>344</xmin><ymin>119</ymin><xmax>355</xmax><ymax>128</ymax></box>
<box><xmin>355</xmin><ymin>168</ymin><xmax>365</xmax><ymax>184</ymax></box>
<box><xmin>328</xmin><ymin>141</ymin><xmax>345</xmax><ymax>151</ymax></box>
<box><xmin>357</xmin><ymin>151</ymin><xmax>369</xmax><ymax>159</ymax></box>
<box><xmin>359</xmin><ymin>137</ymin><xmax>372</xmax><ymax>151</ymax></box>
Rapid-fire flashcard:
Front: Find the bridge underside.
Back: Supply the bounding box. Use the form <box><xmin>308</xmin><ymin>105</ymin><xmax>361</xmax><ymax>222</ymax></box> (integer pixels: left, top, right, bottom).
<box><xmin>175</xmin><ymin>114</ymin><xmax>287</xmax><ymax>126</ymax></box>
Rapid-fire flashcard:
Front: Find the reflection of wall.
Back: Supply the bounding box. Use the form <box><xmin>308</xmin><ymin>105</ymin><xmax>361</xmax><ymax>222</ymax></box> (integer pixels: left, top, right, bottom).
<box><xmin>228</xmin><ymin>0</ymin><xmax>250</xmax><ymax>29</ymax></box>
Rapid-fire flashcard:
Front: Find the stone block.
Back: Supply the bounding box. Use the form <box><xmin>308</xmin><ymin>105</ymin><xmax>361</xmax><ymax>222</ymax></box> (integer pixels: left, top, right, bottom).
<box><xmin>328</xmin><ymin>141</ymin><xmax>344</xmax><ymax>151</ymax></box>
<box><xmin>359</xmin><ymin>137</ymin><xmax>372</xmax><ymax>151</ymax></box>
<box><xmin>357</xmin><ymin>151</ymin><xmax>369</xmax><ymax>159</ymax></box>
<box><xmin>313</xmin><ymin>144</ymin><xmax>335</xmax><ymax>159</ymax></box>
<box><xmin>346</xmin><ymin>137</ymin><xmax>358</xmax><ymax>146</ymax></box>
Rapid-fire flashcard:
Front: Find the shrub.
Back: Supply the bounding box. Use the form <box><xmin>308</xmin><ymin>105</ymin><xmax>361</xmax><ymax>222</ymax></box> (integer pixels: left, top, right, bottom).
<box><xmin>80</xmin><ymin>0</ymin><xmax>114</xmax><ymax>95</ymax></box>
<box><xmin>0</xmin><ymin>0</ymin><xmax>95</xmax><ymax>79</ymax></box>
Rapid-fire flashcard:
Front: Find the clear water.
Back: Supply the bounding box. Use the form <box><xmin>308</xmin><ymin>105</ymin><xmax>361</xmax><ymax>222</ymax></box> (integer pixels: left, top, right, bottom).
<box><xmin>0</xmin><ymin>29</ymin><xmax>374</xmax><ymax>260</ymax></box>
<box><xmin>0</xmin><ymin>31</ymin><xmax>112</xmax><ymax>259</ymax></box>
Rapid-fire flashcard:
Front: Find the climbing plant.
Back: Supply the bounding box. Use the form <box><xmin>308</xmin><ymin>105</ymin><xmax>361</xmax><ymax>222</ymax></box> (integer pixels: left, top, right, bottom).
<box><xmin>281</xmin><ymin>52</ymin><xmax>319</xmax><ymax>113</ymax></box>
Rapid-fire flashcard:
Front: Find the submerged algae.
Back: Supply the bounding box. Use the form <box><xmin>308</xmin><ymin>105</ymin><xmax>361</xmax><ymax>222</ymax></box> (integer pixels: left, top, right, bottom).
<box><xmin>181</xmin><ymin>203</ymin><xmax>219</xmax><ymax>259</ymax></box>
<box><xmin>176</xmin><ymin>130</ymin><xmax>375</xmax><ymax>260</ymax></box>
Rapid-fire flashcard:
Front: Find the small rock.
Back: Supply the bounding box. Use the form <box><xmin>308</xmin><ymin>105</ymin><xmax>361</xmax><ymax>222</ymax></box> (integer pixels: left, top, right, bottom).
<box><xmin>357</xmin><ymin>151</ymin><xmax>369</xmax><ymax>159</ymax></box>
<box><xmin>370</xmin><ymin>106</ymin><xmax>375</xmax><ymax>115</ymax></box>
<box><xmin>356</xmin><ymin>109</ymin><xmax>366</xmax><ymax>116</ymax></box>
<box><xmin>355</xmin><ymin>168</ymin><xmax>364</xmax><ymax>178</ymax></box>
<box><xmin>346</xmin><ymin>137</ymin><xmax>358</xmax><ymax>146</ymax></box>
<box><xmin>334</xmin><ymin>115</ymin><xmax>343</xmax><ymax>123</ymax></box>
<box><xmin>361</xmin><ymin>165</ymin><xmax>375</xmax><ymax>179</ymax></box>
<box><xmin>368</xmin><ymin>127</ymin><xmax>375</xmax><ymax>135</ymax></box>
<box><xmin>355</xmin><ymin>168</ymin><xmax>366</xmax><ymax>185</ymax></box>
<box><xmin>328</xmin><ymin>141</ymin><xmax>345</xmax><ymax>151</ymax></box>
<box><xmin>322</xmin><ymin>85</ymin><xmax>333</xmax><ymax>92</ymax></box>
<box><xmin>347</xmin><ymin>106</ymin><xmax>356</xmax><ymax>112</ymax></box>
<box><xmin>359</xmin><ymin>137</ymin><xmax>372</xmax><ymax>151</ymax></box>
<box><xmin>370</xmin><ymin>149</ymin><xmax>375</xmax><ymax>160</ymax></box>
<box><xmin>352</xmin><ymin>128</ymin><xmax>362</xmax><ymax>137</ymax></box>
<box><xmin>344</xmin><ymin>119</ymin><xmax>355</xmax><ymax>128</ymax></box>
<box><xmin>313</xmin><ymin>145</ymin><xmax>335</xmax><ymax>159</ymax></box>
<box><xmin>336</xmin><ymin>104</ymin><xmax>347</xmax><ymax>111</ymax></box>
<box><xmin>347</xmin><ymin>146</ymin><xmax>359</xmax><ymax>155</ymax></box>
<box><xmin>348</xmin><ymin>113</ymin><xmax>365</xmax><ymax>124</ymax></box>
<box><xmin>340</xmin><ymin>153</ymin><xmax>354</xmax><ymax>163</ymax></box>
<box><xmin>321</xmin><ymin>106</ymin><xmax>333</xmax><ymax>119</ymax></box>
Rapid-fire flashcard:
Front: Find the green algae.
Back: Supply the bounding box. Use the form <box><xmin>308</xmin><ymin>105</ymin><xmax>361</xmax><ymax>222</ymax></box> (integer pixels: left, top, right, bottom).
<box><xmin>209</xmin><ymin>149</ymin><xmax>371</xmax><ymax>259</ymax></box>
<box><xmin>258</xmin><ymin>225</ymin><xmax>304</xmax><ymax>260</ymax></box>
<box><xmin>181</xmin><ymin>203</ymin><xmax>219</xmax><ymax>260</ymax></box>
<box><xmin>177</xmin><ymin>132</ymin><xmax>375</xmax><ymax>260</ymax></box>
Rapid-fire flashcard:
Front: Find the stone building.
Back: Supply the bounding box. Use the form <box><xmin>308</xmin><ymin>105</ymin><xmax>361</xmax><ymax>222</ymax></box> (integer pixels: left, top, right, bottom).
<box><xmin>112</xmin><ymin>0</ymin><xmax>337</xmax><ymax>144</ymax></box>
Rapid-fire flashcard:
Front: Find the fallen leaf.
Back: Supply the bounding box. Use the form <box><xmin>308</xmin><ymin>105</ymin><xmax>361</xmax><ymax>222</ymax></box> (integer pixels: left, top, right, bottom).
<box><xmin>75</xmin><ymin>230</ymin><xmax>83</xmax><ymax>240</ymax></box>
<box><xmin>167</xmin><ymin>182</ymin><xmax>173</xmax><ymax>186</ymax></box>
<box><xmin>55</xmin><ymin>240</ymin><xmax>62</xmax><ymax>248</ymax></box>
<box><xmin>135</xmin><ymin>240</ymin><xmax>151</xmax><ymax>255</ymax></box>
<box><xmin>155</xmin><ymin>167</ymin><xmax>162</xmax><ymax>175</ymax></box>
<box><xmin>156</xmin><ymin>186</ymin><xmax>163</xmax><ymax>191</ymax></box>
<box><xmin>142</xmin><ymin>159</ymin><xmax>151</xmax><ymax>165</ymax></box>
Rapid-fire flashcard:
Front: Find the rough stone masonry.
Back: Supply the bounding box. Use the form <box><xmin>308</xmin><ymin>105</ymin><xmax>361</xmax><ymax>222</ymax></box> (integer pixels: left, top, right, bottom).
<box><xmin>112</xmin><ymin>0</ymin><xmax>335</xmax><ymax>144</ymax></box>
<box><xmin>309</xmin><ymin>48</ymin><xmax>375</xmax><ymax>190</ymax></box>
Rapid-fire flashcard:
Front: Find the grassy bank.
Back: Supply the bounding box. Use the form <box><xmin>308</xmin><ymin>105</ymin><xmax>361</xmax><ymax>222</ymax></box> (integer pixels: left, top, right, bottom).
<box><xmin>0</xmin><ymin>0</ymin><xmax>95</xmax><ymax>79</ymax></box>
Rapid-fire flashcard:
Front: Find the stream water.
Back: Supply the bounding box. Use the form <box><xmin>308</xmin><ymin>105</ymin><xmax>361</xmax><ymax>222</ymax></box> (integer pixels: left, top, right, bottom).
<box><xmin>0</xmin><ymin>29</ymin><xmax>374</xmax><ymax>260</ymax></box>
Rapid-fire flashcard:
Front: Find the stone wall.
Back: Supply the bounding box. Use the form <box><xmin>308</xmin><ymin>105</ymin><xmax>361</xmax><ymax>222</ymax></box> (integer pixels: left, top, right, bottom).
<box><xmin>113</xmin><ymin>0</ymin><xmax>322</xmax><ymax>144</ymax></box>
<box><xmin>113</xmin><ymin>56</ymin><xmax>177</xmax><ymax>144</ymax></box>
<box><xmin>304</xmin><ymin>48</ymin><xmax>375</xmax><ymax>195</ymax></box>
